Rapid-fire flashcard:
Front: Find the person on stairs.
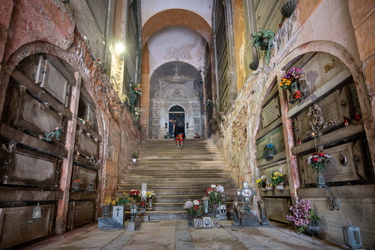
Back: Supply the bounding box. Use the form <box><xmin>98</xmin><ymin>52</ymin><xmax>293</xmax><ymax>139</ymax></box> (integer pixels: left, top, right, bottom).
<box><xmin>173</xmin><ymin>114</ymin><xmax>185</xmax><ymax>149</ymax></box>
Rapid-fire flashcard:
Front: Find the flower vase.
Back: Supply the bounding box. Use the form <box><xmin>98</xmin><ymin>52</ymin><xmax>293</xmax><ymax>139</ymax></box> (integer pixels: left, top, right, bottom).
<box><xmin>187</xmin><ymin>215</ymin><xmax>194</xmax><ymax>227</ymax></box>
<box><xmin>317</xmin><ymin>170</ymin><xmax>326</xmax><ymax>188</ymax></box>
<box><xmin>148</xmin><ymin>198</ymin><xmax>153</xmax><ymax>209</ymax></box>
<box><xmin>132</xmin><ymin>158</ymin><xmax>137</xmax><ymax>163</ymax></box>
<box><xmin>276</xmin><ymin>183</ymin><xmax>285</xmax><ymax>191</ymax></box>
<box><xmin>306</xmin><ymin>223</ymin><xmax>320</xmax><ymax>236</ymax></box>
<box><xmin>102</xmin><ymin>204</ymin><xmax>111</xmax><ymax>217</ymax></box>
<box><xmin>211</xmin><ymin>204</ymin><xmax>220</xmax><ymax>218</ymax></box>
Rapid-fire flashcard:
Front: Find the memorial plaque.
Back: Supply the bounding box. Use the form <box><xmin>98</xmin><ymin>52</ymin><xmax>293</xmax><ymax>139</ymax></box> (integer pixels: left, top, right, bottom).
<box><xmin>13</xmin><ymin>91</ymin><xmax>63</xmax><ymax>135</ymax></box>
<box><xmin>1</xmin><ymin>148</ymin><xmax>59</xmax><ymax>187</ymax></box>
<box><xmin>68</xmin><ymin>201</ymin><xmax>94</xmax><ymax>230</ymax></box>
<box><xmin>256</xmin><ymin>126</ymin><xmax>285</xmax><ymax>160</ymax></box>
<box><xmin>295</xmin><ymin>90</ymin><xmax>345</xmax><ymax>141</ymax></box>
<box><xmin>261</xmin><ymin>96</ymin><xmax>280</xmax><ymax>128</ymax></box>
<box><xmin>265</xmin><ymin>198</ymin><xmax>289</xmax><ymax>223</ymax></box>
<box><xmin>299</xmin><ymin>142</ymin><xmax>360</xmax><ymax>185</ymax></box>
<box><xmin>38</xmin><ymin>59</ymin><xmax>69</xmax><ymax>106</ymax></box>
<box><xmin>0</xmin><ymin>204</ymin><xmax>54</xmax><ymax>249</ymax></box>
<box><xmin>71</xmin><ymin>165</ymin><xmax>97</xmax><ymax>192</ymax></box>
<box><xmin>76</xmin><ymin>132</ymin><xmax>98</xmax><ymax>159</ymax></box>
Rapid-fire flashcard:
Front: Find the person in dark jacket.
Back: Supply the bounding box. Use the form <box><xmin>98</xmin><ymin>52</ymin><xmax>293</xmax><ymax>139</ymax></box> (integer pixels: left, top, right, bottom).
<box><xmin>173</xmin><ymin>114</ymin><xmax>185</xmax><ymax>149</ymax></box>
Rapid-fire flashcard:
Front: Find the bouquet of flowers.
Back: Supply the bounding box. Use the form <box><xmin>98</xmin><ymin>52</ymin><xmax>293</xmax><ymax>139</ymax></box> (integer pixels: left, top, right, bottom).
<box><xmin>206</xmin><ymin>184</ymin><xmax>224</xmax><ymax>204</ymax></box>
<box><xmin>131</xmin><ymin>82</ymin><xmax>142</xmax><ymax>95</ymax></box>
<box><xmin>129</xmin><ymin>189</ymin><xmax>141</xmax><ymax>200</ymax></box>
<box><xmin>104</xmin><ymin>196</ymin><xmax>115</xmax><ymax>206</ymax></box>
<box><xmin>146</xmin><ymin>192</ymin><xmax>155</xmax><ymax>199</ymax></box>
<box><xmin>134</xmin><ymin>107</ymin><xmax>142</xmax><ymax>116</ymax></box>
<box><xmin>271</xmin><ymin>172</ymin><xmax>286</xmax><ymax>185</ymax></box>
<box><xmin>256</xmin><ymin>175</ymin><xmax>267</xmax><ymax>188</ymax></box>
<box><xmin>307</xmin><ymin>151</ymin><xmax>331</xmax><ymax>172</ymax></box>
<box><xmin>184</xmin><ymin>200</ymin><xmax>202</xmax><ymax>218</ymax></box>
<box><xmin>263</xmin><ymin>143</ymin><xmax>276</xmax><ymax>159</ymax></box>
<box><xmin>286</xmin><ymin>198</ymin><xmax>319</xmax><ymax>233</ymax></box>
<box><xmin>279</xmin><ymin>67</ymin><xmax>304</xmax><ymax>90</ymax></box>
<box><xmin>114</xmin><ymin>192</ymin><xmax>129</xmax><ymax>205</ymax></box>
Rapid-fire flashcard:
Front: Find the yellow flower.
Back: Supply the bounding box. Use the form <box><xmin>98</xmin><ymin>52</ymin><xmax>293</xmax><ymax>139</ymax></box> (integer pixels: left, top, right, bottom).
<box><xmin>256</xmin><ymin>179</ymin><xmax>261</xmax><ymax>183</ymax></box>
<box><xmin>111</xmin><ymin>200</ymin><xmax>116</xmax><ymax>206</ymax></box>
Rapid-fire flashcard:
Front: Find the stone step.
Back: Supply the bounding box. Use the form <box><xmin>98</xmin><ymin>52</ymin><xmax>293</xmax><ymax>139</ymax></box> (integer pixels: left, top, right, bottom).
<box><xmin>116</xmin><ymin>139</ymin><xmax>238</xmax><ymax>220</ymax></box>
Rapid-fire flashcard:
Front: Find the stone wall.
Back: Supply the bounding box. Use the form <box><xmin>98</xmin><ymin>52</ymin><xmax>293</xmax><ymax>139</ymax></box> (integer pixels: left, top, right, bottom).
<box><xmin>214</xmin><ymin>0</ymin><xmax>375</xmax><ymax>247</ymax></box>
<box><xmin>0</xmin><ymin>0</ymin><xmax>143</xmax><ymax>241</ymax></box>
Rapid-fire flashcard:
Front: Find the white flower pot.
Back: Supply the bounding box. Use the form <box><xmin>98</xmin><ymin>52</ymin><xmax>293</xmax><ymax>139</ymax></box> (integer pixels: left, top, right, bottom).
<box><xmin>132</xmin><ymin>158</ymin><xmax>137</xmax><ymax>163</ymax></box>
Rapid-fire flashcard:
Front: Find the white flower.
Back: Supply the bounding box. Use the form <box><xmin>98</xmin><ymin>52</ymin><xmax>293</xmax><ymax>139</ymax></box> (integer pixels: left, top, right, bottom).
<box><xmin>193</xmin><ymin>200</ymin><xmax>200</xmax><ymax>205</ymax></box>
<box><xmin>216</xmin><ymin>185</ymin><xmax>224</xmax><ymax>193</ymax></box>
<box><xmin>184</xmin><ymin>200</ymin><xmax>193</xmax><ymax>209</ymax></box>
<box><xmin>261</xmin><ymin>175</ymin><xmax>267</xmax><ymax>180</ymax></box>
<box><xmin>211</xmin><ymin>184</ymin><xmax>217</xmax><ymax>188</ymax></box>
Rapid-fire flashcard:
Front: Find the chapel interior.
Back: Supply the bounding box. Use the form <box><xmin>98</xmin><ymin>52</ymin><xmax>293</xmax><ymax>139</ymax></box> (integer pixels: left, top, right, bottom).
<box><xmin>0</xmin><ymin>0</ymin><xmax>374</xmax><ymax>249</ymax></box>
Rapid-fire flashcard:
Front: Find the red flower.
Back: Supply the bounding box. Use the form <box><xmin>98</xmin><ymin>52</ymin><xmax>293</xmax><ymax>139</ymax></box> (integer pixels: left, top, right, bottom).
<box><xmin>312</xmin><ymin>158</ymin><xmax>318</xmax><ymax>162</ymax></box>
<box><xmin>194</xmin><ymin>205</ymin><xmax>199</xmax><ymax>210</ymax></box>
<box><xmin>318</xmin><ymin>152</ymin><xmax>325</xmax><ymax>157</ymax></box>
<box><xmin>293</xmin><ymin>90</ymin><xmax>302</xmax><ymax>99</ymax></box>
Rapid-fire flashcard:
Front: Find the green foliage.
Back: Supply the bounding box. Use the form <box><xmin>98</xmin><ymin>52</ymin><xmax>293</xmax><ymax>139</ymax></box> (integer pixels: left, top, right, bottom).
<box><xmin>251</xmin><ymin>30</ymin><xmax>275</xmax><ymax>64</ymax></box>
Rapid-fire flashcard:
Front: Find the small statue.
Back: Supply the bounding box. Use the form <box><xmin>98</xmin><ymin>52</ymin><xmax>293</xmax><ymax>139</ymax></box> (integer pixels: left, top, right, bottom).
<box><xmin>42</xmin><ymin>127</ymin><xmax>64</xmax><ymax>142</ymax></box>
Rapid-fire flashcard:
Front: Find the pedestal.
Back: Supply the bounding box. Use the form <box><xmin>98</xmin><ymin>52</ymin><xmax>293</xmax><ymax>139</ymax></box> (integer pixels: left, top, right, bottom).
<box><xmin>240</xmin><ymin>214</ymin><xmax>260</xmax><ymax>227</ymax></box>
<box><xmin>98</xmin><ymin>217</ymin><xmax>124</xmax><ymax>229</ymax></box>
<box><xmin>126</xmin><ymin>217</ymin><xmax>141</xmax><ymax>231</ymax></box>
<box><xmin>139</xmin><ymin>215</ymin><xmax>150</xmax><ymax>222</ymax></box>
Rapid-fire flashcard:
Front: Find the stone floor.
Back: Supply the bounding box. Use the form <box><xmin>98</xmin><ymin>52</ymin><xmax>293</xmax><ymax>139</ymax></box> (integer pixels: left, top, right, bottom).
<box><xmin>26</xmin><ymin>220</ymin><xmax>349</xmax><ymax>250</ymax></box>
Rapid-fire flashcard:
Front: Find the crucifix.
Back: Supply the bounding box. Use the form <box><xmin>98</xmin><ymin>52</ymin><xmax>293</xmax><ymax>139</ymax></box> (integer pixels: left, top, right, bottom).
<box><xmin>115</xmin><ymin>207</ymin><xmax>121</xmax><ymax>217</ymax></box>
<box><xmin>174</xmin><ymin>64</ymin><xmax>179</xmax><ymax>76</ymax></box>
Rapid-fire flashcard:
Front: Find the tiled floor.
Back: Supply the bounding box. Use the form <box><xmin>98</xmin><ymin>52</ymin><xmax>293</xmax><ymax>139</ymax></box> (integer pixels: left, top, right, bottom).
<box><xmin>26</xmin><ymin>220</ymin><xmax>348</xmax><ymax>250</ymax></box>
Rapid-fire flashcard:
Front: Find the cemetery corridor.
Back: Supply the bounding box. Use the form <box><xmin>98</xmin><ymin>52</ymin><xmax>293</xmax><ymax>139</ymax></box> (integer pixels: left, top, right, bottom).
<box><xmin>26</xmin><ymin>139</ymin><xmax>346</xmax><ymax>250</ymax></box>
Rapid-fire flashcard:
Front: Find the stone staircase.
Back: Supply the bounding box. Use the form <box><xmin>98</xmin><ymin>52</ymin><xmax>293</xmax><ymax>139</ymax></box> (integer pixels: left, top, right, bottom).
<box><xmin>116</xmin><ymin>139</ymin><xmax>238</xmax><ymax>220</ymax></box>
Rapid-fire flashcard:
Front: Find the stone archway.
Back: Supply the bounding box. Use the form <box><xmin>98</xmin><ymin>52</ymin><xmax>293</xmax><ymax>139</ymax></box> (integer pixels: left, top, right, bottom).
<box><xmin>149</xmin><ymin>61</ymin><xmax>203</xmax><ymax>139</ymax></box>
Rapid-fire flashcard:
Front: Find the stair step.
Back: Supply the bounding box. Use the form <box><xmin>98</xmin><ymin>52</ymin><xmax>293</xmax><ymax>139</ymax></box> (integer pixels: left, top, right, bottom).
<box><xmin>115</xmin><ymin>139</ymin><xmax>238</xmax><ymax>220</ymax></box>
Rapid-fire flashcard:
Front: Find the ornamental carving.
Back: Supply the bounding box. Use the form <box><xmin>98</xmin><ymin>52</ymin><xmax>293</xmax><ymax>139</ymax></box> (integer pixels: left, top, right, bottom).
<box><xmin>306</xmin><ymin>103</ymin><xmax>337</xmax><ymax>137</ymax></box>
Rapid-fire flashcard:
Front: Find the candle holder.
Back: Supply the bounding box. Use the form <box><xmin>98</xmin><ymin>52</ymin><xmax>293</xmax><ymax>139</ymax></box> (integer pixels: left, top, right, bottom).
<box><xmin>130</xmin><ymin>202</ymin><xmax>138</xmax><ymax>221</ymax></box>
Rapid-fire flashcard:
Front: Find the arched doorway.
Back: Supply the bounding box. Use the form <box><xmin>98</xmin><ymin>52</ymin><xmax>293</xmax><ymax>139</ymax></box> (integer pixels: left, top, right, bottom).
<box><xmin>148</xmin><ymin>61</ymin><xmax>204</xmax><ymax>139</ymax></box>
<box><xmin>167</xmin><ymin>105</ymin><xmax>185</xmax><ymax>138</ymax></box>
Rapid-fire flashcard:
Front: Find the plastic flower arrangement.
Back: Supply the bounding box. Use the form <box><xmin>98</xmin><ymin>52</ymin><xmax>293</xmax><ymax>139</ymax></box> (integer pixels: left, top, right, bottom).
<box><xmin>134</xmin><ymin>107</ymin><xmax>142</xmax><ymax>116</ymax></box>
<box><xmin>131</xmin><ymin>82</ymin><xmax>142</xmax><ymax>95</ymax></box>
<box><xmin>263</xmin><ymin>143</ymin><xmax>276</xmax><ymax>159</ymax></box>
<box><xmin>256</xmin><ymin>175</ymin><xmax>267</xmax><ymax>188</ymax></box>
<box><xmin>129</xmin><ymin>189</ymin><xmax>141</xmax><ymax>200</ymax></box>
<box><xmin>286</xmin><ymin>198</ymin><xmax>319</xmax><ymax>233</ymax></box>
<box><xmin>272</xmin><ymin>172</ymin><xmax>286</xmax><ymax>185</ymax></box>
<box><xmin>206</xmin><ymin>184</ymin><xmax>224</xmax><ymax>204</ymax></box>
<box><xmin>146</xmin><ymin>192</ymin><xmax>155</xmax><ymax>199</ymax></box>
<box><xmin>114</xmin><ymin>193</ymin><xmax>129</xmax><ymax>206</ymax></box>
<box><xmin>184</xmin><ymin>200</ymin><xmax>202</xmax><ymax>218</ymax></box>
<box><xmin>307</xmin><ymin>151</ymin><xmax>331</xmax><ymax>172</ymax></box>
<box><xmin>131</xmin><ymin>151</ymin><xmax>139</xmax><ymax>159</ymax></box>
<box><xmin>279</xmin><ymin>67</ymin><xmax>304</xmax><ymax>90</ymax></box>
<box><xmin>104</xmin><ymin>196</ymin><xmax>113</xmax><ymax>205</ymax></box>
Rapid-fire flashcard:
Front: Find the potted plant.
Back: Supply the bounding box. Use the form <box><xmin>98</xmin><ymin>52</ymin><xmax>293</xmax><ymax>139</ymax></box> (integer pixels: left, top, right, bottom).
<box><xmin>251</xmin><ymin>30</ymin><xmax>275</xmax><ymax>64</ymax></box>
<box><xmin>102</xmin><ymin>196</ymin><xmax>113</xmax><ymax>217</ymax></box>
<box><xmin>129</xmin><ymin>189</ymin><xmax>141</xmax><ymax>203</ymax></box>
<box><xmin>131</xmin><ymin>151</ymin><xmax>139</xmax><ymax>162</ymax></box>
<box><xmin>256</xmin><ymin>175</ymin><xmax>267</xmax><ymax>191</ymax></box>
<box><xmin>286</xmin><ymin>198</ymin><xmax>320</xmax><ymax>234</ymax></box>
<box><xmin>271</xmin><ymin>172</ymin><xmax>286</xmax><ymax>190</ymax></box>
<box><xmin>307</xmin><ymin>151</ymin><xmax>331</xmax><ymax>187</ymax></box>
<box><xmin>263</xmin><ymin>143</ymin><xmax>276</xmax><ymax>159</ymax></box>
<box><xmin>184</xmin><ymin>200</ymin><xmax>202</xmax><ymax>227</ymax></box>
<box><xmin>279</xmin><ymin>67</ymin><xmax>305</xmax><ymax>104</ymax></box>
